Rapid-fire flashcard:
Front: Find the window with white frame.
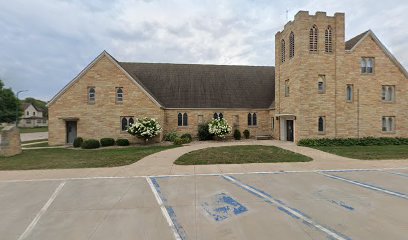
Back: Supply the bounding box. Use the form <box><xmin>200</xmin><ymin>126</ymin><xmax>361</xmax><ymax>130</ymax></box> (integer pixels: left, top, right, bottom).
<box><xmin>381</xmin><ymin>85</ymin><xmax>395</xmax><ymax>102</ymax></box>
<box><xmin>178</xmin><ymin>112</ymin><xmax>188</xmax><ymax>126</ymax></box>
<box><xmin>318</xmin><ymin>116</ymin><xmax>325</xmax><ymax>133</ymax></box>
<box><xmin>285</xmin><ymin>80</ymin><xmax>290</xmax><ymax>97</ymax></box>
<box><xmin>318</xmin><ymin>75</ymin><xmax>326</xmax><ymax>94</ymax></box>
<box><xmin>309</xmin><ymin>25</ymin><xmax>318</xmax><ymax>52</ymax></box>
<box><xmin>121</xmin><ymin>116</ymin><xmax>134</xmax><ymax>131</ymax></box>
<box><xmin>281</xmin><ymin>39</ymin><xmax>286</xmax><ymax>63</ymax></box>
<box><xmin>361</xmin><ymin>57</ymin><xmax>374</xmax><ymax>74</ymax></box>
<box><xmin>88</xmin><ymin>87</ymin><xmax>96</xmax><ymax>103</ymax></box>
<box><xmin>382</xmin><ymin>116</ymin><xmax>395</xmax><ymax>132</ymax></box>
<box><xmin>346</xmin><ymin>84</ymin><xmax>353</xmax><ymax>102</ymax></box>
<box><xmin>247</xmin><ymin>113</ymin><xmax>257</xmax><ymax>126</ymax></box>
<box><xmin>116</xmin><ymin>87</ymin><xmax>123</xmax><ymax>103</ymax></box>
<box><xmin>289</xmin><ymin>32</ymin><xmax>295</xmax><ymax>58</ymax></box>
<box><xmin>213</xmin><ymin>112</ymin><xmax>223</xmax><ymax>119</ymax></box>
<box><xmin>325</xmin><ymin>26</ymin><xmax>333</xmax><ymax>53</ymax></box>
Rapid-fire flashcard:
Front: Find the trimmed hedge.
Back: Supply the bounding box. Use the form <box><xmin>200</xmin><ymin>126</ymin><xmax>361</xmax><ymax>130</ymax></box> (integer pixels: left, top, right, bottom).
<box><xmin>173</xmin><ymin>137</ymin><xmax>186</xmax><ymax>145</ymax></box>
<box><xmin>100</xmin><ymin>138</ymin><xmax>115</xmax><ymax>147</ymax></box>
<box><xmin>298</xmin><ymin>137</ymin><xmax>408</xmax><ymax>147</ymax></box>
<box><xmin>73</xmin><ymin>137</ymin><xmax>83</xmax><ymax>148</ymax></box>
<box><xmin>243</xmin><ymin>129</ymin><xmax>250</xmax><ymax>139</ymax></box>
<box><xmin>81</xmin><ymin>139</ymin><xmax>101</xmax><ymax>149</ymax></box>
<box><xmin>233</xmin><ymin>129</ymin><xmax>241</xmax><ymax>140</ymax></box>
<box><xmin>116</xmin><ymin>138</ymin><xmax>130</xmax><ymax>146</ymax></box>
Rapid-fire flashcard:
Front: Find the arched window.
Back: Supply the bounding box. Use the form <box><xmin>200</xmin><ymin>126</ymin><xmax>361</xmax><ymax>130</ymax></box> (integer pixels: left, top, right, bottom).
<box><xmin>116</xmin><ymin>87</ymin><xmax>123</xmax><ymax>103</ymax></box>
<box><xmin>183</xmin><ymin>113</ymin><xmax>188</xmax><ymax>126</ymax></box>
<box><xmin>213</xmin><ymin>113</ymin><xmax>218</xmax><ymax>119</ymax></box>
<box><xmin>121</xmin><ymin>117</ymin><xmax>128</xmax><ymax>131</ymax></box>
<box><xmin>346</xmin><ymin>84</ymin><xmax>353</xmax><ymax>102</ymax></box>
<box><xmin>325</xmin><ymin>26</ymin><xmax>333</xmax><ymax>53</ymax></box>
<box><xmin>128</xmin><ymin>117</ymin><xmax>134</xmax><ymax>126</ymax></box>
<box><xmin>219</xmin><ymin>113</ymin><xmax>223</xmax><ymax>119</ymax></box>
<box><xmin>289</xmin><ymin>32</ymin><xmax>295</xmax><ymax>58</ymax></box>
<box><xmin>309</xmin><ymin>25</ymin><xmax>318</xmax><ymax>52</ymax></box>
<box><xmin>178</xmin><ymin>113</ymin><xmax>188</xmax><ymax>126</ymax></box>
<box><xmin>318</xmin><ymin>116</ymin><xmax>325</xmax><ymax>133</ymax></box>
<box><xmin>178</xmin><ymin>113</ymin><xmax>183</xmax><ymax>126</ymax></box>
<box><xmin>281</xmin><ymin>39</ymin><xmax>286</xmax><ymax>63</ymax></box>
<box><xmin>248</xmin><ymin>113</ymin><xmax>257</xmax><ymax>126</ymax></box>
<box><xmin>88</xmin><ymin>87</ymin><xmax>95</xmax><ymax>103</ymax></box>
<box><xmin>318</xmin><ymin>75</ymin><xmax>325</xmax><ymax>94</ymax></box>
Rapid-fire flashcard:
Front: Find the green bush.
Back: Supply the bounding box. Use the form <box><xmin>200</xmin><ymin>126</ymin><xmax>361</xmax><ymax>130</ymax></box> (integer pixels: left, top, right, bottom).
<box><xmin>198</xmin><ymin>123</ymin><xmax>213</xmax><ymax>141</ymax></box>
<box><xmin>116</xmin><ymin>138</ymin><xmax>130</xmax><ymax>146</ymax></box>
<box><xmin>81</xmin><ymin>139</ymin><xmax>100</xmax><ymax>149</ymax></box>
<box><xmin>233</xmin><ymin>129</ymin><xmax>241</xmax><ymax>140</ymax></box>
<box><xmin>164</xmin><ymin>131</ymin><xmax>178</xmax><ymax>142</ymax></box>
<box><xmin>173</xmin><ymin>137</ymin><xmax>186</xmax><ymax>145</ymax></box>
<box><xmin>243</xmin><ymin>129</ymin><xmax>250</xmax><ymax>139</ymax></box>
<box><xmin>298</xmin><ymin>137</ymin><xmax>408</xmax><ymax>147</ymax></box>
<box><xmin>100</xmin><ymin>138</ymin><xmax>115</xmax><ymax>147</ymax></box>
<box><xmin>73</xmin><ymin>137</ymin><xmax>83</xmax><ymax>148</ymax></box>
<box><xmin>181</xmin><ymin>133</ymin><xmax>193</xmax><ymax>142</ymax></box>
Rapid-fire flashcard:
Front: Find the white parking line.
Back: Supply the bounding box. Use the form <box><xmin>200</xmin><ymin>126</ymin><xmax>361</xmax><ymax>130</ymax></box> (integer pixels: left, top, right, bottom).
<box><xmin>223</xmin><ymin>175</ymin><xmax>350</xmax><ymax>240</ymax></box>
<box><xmin>318</xmin><ymin>172</ymin><xmax>408</xmax><ymax>200</ymax></box>
<box><xmin>0</xmin><ymin>167</ymin><xmax>407</xmax><ymax>183</ymax></box>
<box><xmin>146</xmin><ymin>177</ymin><xmax>183</xmax><ymax>240</ymax></box>
<box><xmin>17</xmin><ymin>182</ymin><xmax>66</xmax><ymax>240</ymax></box>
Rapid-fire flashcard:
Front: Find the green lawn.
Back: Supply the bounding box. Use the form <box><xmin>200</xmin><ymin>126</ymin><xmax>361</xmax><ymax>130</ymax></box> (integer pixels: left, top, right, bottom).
<box><xmin>0</xmin><ymin>145</ymin><xmax>177</xmax><ymax>170</ymax></box>
<box><xmin>19</xmin><ymin>127</ymin><xmax>48</xmax><ymax>133</ymax></box>
<box><xmin>22</xmin><ymin>142</ymin><xmax>49</xmax><ymax>148</ymax></box>
<box><xmin>175</xmin><ymin>145</ymin><xmax>312</xmax><ymax>165</ymax></box>
<box><xmin>314</xmin><ymin>145</ymin><xmax>408</xmax><ymax>160</ymax></box>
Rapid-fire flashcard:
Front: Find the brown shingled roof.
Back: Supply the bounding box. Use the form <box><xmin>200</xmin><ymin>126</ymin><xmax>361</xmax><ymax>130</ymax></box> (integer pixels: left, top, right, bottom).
<box><xmin>119</xmin><ymin>62</ymin><xmax>275</xmax><ymax>109</ymax></box>
<box><xmin>345</xmin><ymin>31</ymin><xmax>369</xmax><ymax>50</ymax></box>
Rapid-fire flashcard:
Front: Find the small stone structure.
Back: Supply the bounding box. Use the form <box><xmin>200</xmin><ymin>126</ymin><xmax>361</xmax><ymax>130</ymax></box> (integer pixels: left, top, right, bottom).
<box><xmin>0</xmin><ymin>125</ymin><xmax>22</xmax><ymax>157</ymax></box>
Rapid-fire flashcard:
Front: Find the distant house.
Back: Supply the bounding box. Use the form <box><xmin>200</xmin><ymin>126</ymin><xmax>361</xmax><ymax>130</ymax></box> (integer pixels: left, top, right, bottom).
<box><xmin>19</xmin><ymin>103</ymin><xmax>48</xmax><ymax>128</ymax></box>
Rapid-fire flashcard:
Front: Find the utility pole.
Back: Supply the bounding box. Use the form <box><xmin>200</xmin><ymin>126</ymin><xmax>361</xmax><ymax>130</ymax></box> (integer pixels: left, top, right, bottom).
<box><xmin>15</xmin><ymin>90</ymin><xmax>28</xmax><ymax>126</ymax></box>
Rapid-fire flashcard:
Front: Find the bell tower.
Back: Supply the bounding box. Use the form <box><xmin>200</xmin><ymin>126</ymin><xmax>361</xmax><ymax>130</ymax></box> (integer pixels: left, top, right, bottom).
<box><xmin>274</xmin><ymin>11</ymin><xmax>345</xmax><ymax>142</ymax></box>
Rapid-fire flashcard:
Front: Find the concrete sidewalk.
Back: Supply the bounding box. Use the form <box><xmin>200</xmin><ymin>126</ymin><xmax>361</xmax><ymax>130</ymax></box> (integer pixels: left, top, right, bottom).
<box><xmin>20</xmin><ymin>132</ymin><xmax>48</xmax><ymax>142</ymax></box>
<box><xmin>0</xmin><ymin>140</ymin><xmax>407</xmax><ymax>182</ymax></box>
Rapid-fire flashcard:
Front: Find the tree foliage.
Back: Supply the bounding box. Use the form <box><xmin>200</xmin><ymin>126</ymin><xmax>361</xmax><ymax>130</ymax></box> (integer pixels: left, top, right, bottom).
<box><xmin>0</xmin><ymin>80</ymin><xmax>21</xmax><ymax>123</ymax></box>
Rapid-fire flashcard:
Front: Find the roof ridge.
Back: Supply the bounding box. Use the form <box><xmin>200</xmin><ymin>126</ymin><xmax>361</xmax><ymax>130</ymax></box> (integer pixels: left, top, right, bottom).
<box><xmin>119</xmin><ymin>61</ymin><xmax>274</xmax><ymax>68</ymax></box>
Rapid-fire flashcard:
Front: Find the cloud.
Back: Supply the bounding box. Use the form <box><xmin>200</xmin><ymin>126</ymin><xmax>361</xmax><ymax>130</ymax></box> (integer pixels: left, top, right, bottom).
<box><xmin>0</xmin><ymin>0</ymin><xmax>407</xmax><ymax>100</ymax></box>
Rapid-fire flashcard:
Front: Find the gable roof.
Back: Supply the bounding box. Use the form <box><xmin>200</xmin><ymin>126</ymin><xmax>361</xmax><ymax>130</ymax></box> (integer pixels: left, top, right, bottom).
<box><xmin>345</xmin><ymin>30</ymin><xmax>369</xmax><ymax>50</ymax></box>
<box><xmin>47</xmin><ymin>51</ymin><xmax>164</xmax><ymax>108</ymax></box>
<box><xmin>119</xmin><ymin>62</ymin><xmax>275</xmax><ymax>109</ymax></box>
<box><xmin>22</xmin><ymin>102</ymin><xmax>45</xmax><ymax>112</ymax></box>
<box><xmin>346</xmin><ymin>30</ymin><xmax>408</xmax><ymax>78</ymax></box>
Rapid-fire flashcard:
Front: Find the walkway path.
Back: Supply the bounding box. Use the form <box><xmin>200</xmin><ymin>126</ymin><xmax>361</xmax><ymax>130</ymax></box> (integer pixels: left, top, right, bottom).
<box><xmin>20</xmin><ymin>132</ymin><xmax>48</xmax><ymax>142</ymax></box>
<box><xmin>0</xmin><ymin>140</ymin><xmax>407</xmax><ymax>182</ymax></box>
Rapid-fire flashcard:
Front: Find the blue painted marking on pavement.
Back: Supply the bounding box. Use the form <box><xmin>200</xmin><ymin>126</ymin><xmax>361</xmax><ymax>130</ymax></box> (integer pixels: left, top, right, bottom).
<box><xmin>383</xmin><ymin>171</ymin><xmax>408</xmax><ymax>178</ymax></box>
<box><xmin>201</xmin><ymin>193</ymin><xmax>248</xmax><ymax>222</ymax></box>
<box><xmin>319</xmin><ymin>172</ymin><xmax>408</xmax><ymax>200</ymax></box>
<box><xmin>314</xmin><ymin>190</ymin><xmax>355</xmax><ymax>212</ymax></box>
<box><xmin>222</xmin><ymin>175</ymin><xmax>352</xmax><ymax>240</ymax></box>
<box><xmin>150</xmin><ymin>177</ymin><xmax>188</xmax><ymax>240</ymax></box>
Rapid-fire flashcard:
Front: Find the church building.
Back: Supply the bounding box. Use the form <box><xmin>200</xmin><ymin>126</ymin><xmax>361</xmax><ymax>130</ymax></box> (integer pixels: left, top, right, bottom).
<box><xmin>47</xmin><ymin>11</ymin><xmax>408</xmax><ymax>145</ymax></box>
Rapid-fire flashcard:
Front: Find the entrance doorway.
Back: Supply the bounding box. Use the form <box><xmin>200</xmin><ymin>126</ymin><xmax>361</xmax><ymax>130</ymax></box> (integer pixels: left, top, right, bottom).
<box><xmin>286</xmin><ymin>120</ymin><xmax>294</xmax><ymax>142</ymax></box>
<box><xmin>66</xmin><ymin>121</ymin><xmax>77</xmax><ymax>144</ymax></box>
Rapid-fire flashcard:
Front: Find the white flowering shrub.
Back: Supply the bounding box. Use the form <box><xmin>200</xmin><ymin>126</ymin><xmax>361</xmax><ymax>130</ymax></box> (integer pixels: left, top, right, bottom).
<box><xmin>127</xmin><ymin>117</ymin><xmax>162</xmax><ymax>141</ymax></box>
<box><xmin>208</xmin><ymin>118</ymin><xmax>232</xmax><ymax>138</ymax></box>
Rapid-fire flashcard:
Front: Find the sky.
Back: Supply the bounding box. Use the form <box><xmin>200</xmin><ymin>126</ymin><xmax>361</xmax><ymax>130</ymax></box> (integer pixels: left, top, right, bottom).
<box><xmin>0</xmin><ymin>0</ymin><xmax>407</xmax><ymax>101</ymax></box>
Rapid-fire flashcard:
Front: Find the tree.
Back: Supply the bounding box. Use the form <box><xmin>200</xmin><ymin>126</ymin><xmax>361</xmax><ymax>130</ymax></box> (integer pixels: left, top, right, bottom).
<box><xmin>0</xmin><ymin>80</ymin><xmax>22</xmax><ymax>123</ymax></box>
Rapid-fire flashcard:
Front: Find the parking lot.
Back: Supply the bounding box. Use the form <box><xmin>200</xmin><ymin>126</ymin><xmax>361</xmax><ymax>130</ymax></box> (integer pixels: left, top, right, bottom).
<box><xmin>1</xmin><ymin>168</ymin><xmax>407</xmax><ymax>240</ymax></box>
